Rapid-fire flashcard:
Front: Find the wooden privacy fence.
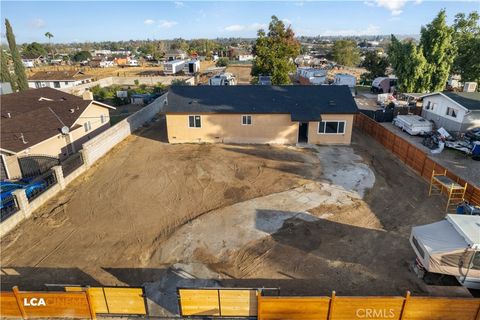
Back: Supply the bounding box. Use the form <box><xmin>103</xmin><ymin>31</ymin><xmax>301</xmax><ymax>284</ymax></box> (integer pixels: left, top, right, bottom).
<box><xmin>177</xmin><ymin>289</ymin><xmax>480</xmax><ymax>320</ymax></box>
<box><xmin>178</xmin><ymin>288</ymin><xmax>258</xmax><ymax>317</ymax></box>
<box><xmin>354</xmin><ymin>113</ymin><xmax>480</xmax><ymax>206</ymax></box>
<box><xmin>0</xmin><ymin>286</ymin><xmax>146</xmax><ymax>319</ymax></box>
<box><xmin>257</xmin><ymin>291</ymin><xmax>480</xmax><ymax>320</ymax></box>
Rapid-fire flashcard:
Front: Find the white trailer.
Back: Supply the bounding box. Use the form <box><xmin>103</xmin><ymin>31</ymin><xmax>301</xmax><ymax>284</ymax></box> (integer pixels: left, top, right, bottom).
<box><xmin>164</xmin><ymin>60</ymin><xmax>185</xmax><ymax>75</ymax></box>
<box><xmin>183</xmin><ymin>60</ymin><xmax>200</xmax><ymax>74</ymax></box>
<box><xmin>393</xmin><ymin>115</ymin><xmax>433</xmax><ymax>136</ymax></box>
<box><xmin>209</xmin><ymin>73</ymin><xmax>236</xmax><ymax>86</ymax></box>
<box><xmin>410</xmin><ymin>215</ymin><xmax>480</xmax><ymax>290</ymax></box>
<box><xmin>333</xmin><ymin>73</ymin><xmax>356</xmax><ymax>88</ymax></box>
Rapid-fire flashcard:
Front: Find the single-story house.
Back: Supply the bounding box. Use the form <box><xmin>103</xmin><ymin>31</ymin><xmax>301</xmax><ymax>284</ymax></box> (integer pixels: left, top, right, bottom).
<box><xmin>28</xmin><ymin>70</ymin><xmax>94</xmax><ymax>89</ymax></box>
<box><xmin>165</xmin><ymin>50</ymin><xmax>187</xmax><ymax>61</ymax></box>
<box><xmin>89</xmin><ymin>57</ymin><xmax>115</xmax><ymax>68</ymax></box>
<box><xmin>1</xmin><ymin>88</ymin><xmax>115</xmax><ymax>180</ymax></box>
<box><xmin>165</xmin><ymin>85</ymin><xmax>358</xmax><ymax>145</ymax></box>
<box><xmin>421</xmin><ymin>91</ymin><xmax>480</xmax><ymax>132</ymax></box>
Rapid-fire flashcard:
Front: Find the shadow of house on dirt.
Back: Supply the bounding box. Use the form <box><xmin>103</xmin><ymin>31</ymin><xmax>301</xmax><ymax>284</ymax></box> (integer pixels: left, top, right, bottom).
<box><xmin>0</xmin><ymin>267</ymin><xmax>103</xmax><ymax>291</ymax></box>
<box><xmin>131</xmin><ymin>114</ymin><xmax>169</xmax><ymax>143</ymax></box>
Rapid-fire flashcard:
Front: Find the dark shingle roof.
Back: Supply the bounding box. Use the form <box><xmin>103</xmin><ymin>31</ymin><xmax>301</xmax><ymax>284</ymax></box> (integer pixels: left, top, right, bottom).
<box><xmin>442</xmin><ymin>91</ymin><xmax>480</xmax><ymax>111</ymax></box>
<box><xmin>1</xmin><ymin>88</ymin><xmax>94</xmax><ymax>153</ymax></box>
<box><xmin>166</xmin><ymin>85</ymin><xmax>358</xmax><ymax>121</ymax></box>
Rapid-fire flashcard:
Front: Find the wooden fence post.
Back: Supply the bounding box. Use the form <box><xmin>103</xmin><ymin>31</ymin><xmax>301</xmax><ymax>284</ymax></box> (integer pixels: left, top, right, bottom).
<box><xmin>12</xmin><ymin>286</ymin><xmax>27</xmax><ymax>319</ymax></box>
<box><xmin>86</xmin><ymin>288</ymin><xmax>96</xmax><ymax>320</ymax></box>
<box><xmin>257</xmin><ymin>290</ymin><xmax>262</xmax><ymax>320</ymax></box>
<box><xmin>399</xmin><ymin>291</ymin><xmax>410</xmax><ymax>320</ymax></box>
<box><xmin>327</xmin><ymin>291</ymin><xmax>336</xmax><ymax>320</ymax></box>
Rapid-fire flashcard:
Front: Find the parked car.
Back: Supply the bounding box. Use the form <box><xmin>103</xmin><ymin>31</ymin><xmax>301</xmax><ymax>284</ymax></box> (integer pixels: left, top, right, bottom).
<box><xmin>0</xmin><ymin>180</ymin><xmax>47</xmax><ymax>209</ymax></box>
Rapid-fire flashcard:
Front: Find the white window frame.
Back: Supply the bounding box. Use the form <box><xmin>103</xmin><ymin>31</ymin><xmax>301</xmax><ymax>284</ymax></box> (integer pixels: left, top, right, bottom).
<box><xmin>318</xmin><ymin>120</ymin><xmax>346</xmax><ymax>135</ymax></box>
<box><xmin>241</xmin><ymin>115</ymin><xmax>252</xmax><ymax>125</ymax></box>
<box><xmin>188</xmin><ymin>115</ymin><xmax>202</xmax><ymax>128</ymax></box>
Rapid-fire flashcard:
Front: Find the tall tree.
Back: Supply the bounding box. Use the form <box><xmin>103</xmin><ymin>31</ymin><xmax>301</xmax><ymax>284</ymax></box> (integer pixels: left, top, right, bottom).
<box><xmin>388</xmin><ymin>36</ymin><xmax>429</xmax><ymax>93</ymax></box>
<box><xmin>420</xmin><ymin>9</ymin><xmax>456</xmax><ymax>92</ymax></box>
<box><xmin>332</xmin><ymin>40</ymin><xmax>360</xmax><ymax>67</ymax></box>
<box><xmin>44</xmin><ymin>32</ymin><xmax>54</xmax><ymax>57</ymax></box>
<box><xmin>1</xmin><ymin>49</ymin><xmax>17</xmax><ymax>91</ymax></box>
<box><xmin>452</xmin><ymin>11</ymin><xmax>480</xmax><ymax>84</ymax></box>
<box><xmin>5</xmin><ymin>19</ymin><xmax>28</xmax><ymax>91</ymax></box>
<box><xmin>361</xmin><ymin>51</ymin><xmax>389</xmax><ymax>79</ymax></box>
<box><xmin>22</xmin><ymin>42</ymin><xmax>47</xmax><ymax>59</ymax></box>
<box><xmin>251</xmin><ymin>15</ymin><xmax>300</xmax><ymax>84</ymax></box>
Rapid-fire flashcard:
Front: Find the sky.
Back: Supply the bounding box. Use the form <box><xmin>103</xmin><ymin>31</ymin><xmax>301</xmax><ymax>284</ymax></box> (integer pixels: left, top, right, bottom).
<box><xmin>1</xmin><ymin>0</ymin><xmax>479</xmax><ymax>43</ymax></box>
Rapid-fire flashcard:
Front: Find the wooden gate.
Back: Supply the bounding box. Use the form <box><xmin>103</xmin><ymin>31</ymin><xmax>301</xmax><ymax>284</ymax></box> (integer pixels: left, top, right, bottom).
<box><xmin>178</xmin><ymin>288</ymin><xmax>258</xmax><ymax>317</ymax></box>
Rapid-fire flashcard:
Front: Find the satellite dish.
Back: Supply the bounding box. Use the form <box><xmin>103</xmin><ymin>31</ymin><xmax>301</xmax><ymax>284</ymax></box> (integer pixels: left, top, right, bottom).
<box><xmin>61</xmin><ymin>126</ymin><xmax>70</xmax><ymax>135</ymax></box>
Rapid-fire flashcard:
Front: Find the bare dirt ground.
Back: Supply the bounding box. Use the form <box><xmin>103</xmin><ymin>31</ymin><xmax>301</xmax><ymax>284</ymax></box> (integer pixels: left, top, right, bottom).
<box><xmin>225</xmin><ymin>64</ymin><xmax>253</xmax><ymax>84</ymax></box>
<box><xmin>1</xmin><ymin>120</ymin><xmax>450</xmax><ymax>315</ymax></box>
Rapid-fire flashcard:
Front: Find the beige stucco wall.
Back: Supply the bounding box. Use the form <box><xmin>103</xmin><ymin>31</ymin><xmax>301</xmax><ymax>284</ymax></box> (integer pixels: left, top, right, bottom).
<box><xmin>307</xmin><ymin>114</ymin><xmax>354</xmax><ymax>145</ymax></box>
<box><xmin>1</xmin><ymin>153</ymin><xmax>22</xmax><ymax>179</ymax></box>
<box><xmin>15</xmin><ymin>102</ymin><xmax>111</xmax><ymax>160</ymax></box>
<box><xmin>166</xmin><ymin>113</ymin><xmax>299</xmax><ymax>144</ymax></box>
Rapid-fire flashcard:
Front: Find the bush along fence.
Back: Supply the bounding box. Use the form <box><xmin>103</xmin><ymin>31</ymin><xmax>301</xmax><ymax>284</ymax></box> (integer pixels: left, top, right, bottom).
<box><xmin>354</xmin><ymin>113</ymin><xmax>480</xmax><ymax>206</ymax></box>
<box><xmin>0</xmin><ymin>93</ymin><xmax>168</xmax><ymax>236</ymax></box>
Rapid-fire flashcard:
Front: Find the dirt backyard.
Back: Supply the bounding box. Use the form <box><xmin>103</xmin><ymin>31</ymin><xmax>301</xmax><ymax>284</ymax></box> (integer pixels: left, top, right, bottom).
<box><xmin>1</xmin><ymin>120</ymin><xmax>449</xmax><ymax>315</ymax></box>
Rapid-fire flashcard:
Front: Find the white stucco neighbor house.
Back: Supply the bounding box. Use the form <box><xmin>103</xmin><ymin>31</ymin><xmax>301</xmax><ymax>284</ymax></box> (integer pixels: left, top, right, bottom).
<box><xmin>421</xmin><ymin>91</ymin><xmax>480</xmax><ymax>132</ymax></box>
<box><xmin>28</xmin><ymin>70</ymin><xmax>94</xmax><ymax>89</ymax></box>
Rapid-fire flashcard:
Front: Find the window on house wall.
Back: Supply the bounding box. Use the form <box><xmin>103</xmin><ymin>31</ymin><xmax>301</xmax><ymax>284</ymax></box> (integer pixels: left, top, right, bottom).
<box><xmin>318</xmin><ymin>121</ymin><xmax>346</xmax><ymax>134</ymax></box>
<box><xmin>188</xmin><ymin>115</ymin><xmax>201</xmax><ymax>128</ymax></box>
<box><xmin>65</xmin><ymin>81</ymin><xmax>68</xmax><ymax>85</ymax></box>
<box><xmin>35</xmin><ymin>82</ymin><xmax>41</xmax><ymax>88</ymax></box>
<box><xmin>100</xmin><ymin>115</ymin><xmax>105</xmax><ymax>124</ymax></box>
<box><xmin>54</xmin><ymin>81</ymin><xmax>60</xmax><ymax>88</ymax></box>
<box><xmin>446</xmin><ymin>107</ymin><xmax>458</xmax><ymax>118</ymax></box>
<box><xmin>84</xmin><ymin>121</ymin><xmax>92</xmax><ymax>132</ymax></box>
<box><xmin>426</xmin><ymin>101</ymin><xmax>431</xmax><ymax>110</ymax></box>
<box><xmin>242</xmin><ymin>115</ymin><xmax>252</xmax><ymax>125</ymax></box>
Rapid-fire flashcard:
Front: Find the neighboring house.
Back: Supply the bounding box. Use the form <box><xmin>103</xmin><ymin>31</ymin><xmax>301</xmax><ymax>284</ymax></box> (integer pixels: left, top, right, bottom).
<box><xmin>130</xmin><ymin>94</ymin><xmax>149</xmax><ymax>104</ymax></box>
<box><xmin>238</xmin><ymin>54</ymin><xmax>254</xmax><ymax>61</ymax></box>
<box><xmin>0</xmin><ymin>88</ymin><xmax>115</xmax><ymax>180</ymax></box>
<box><xmin>28</xmin><ymin>70</ymin><xmax>94</xmax><ymax>89</ymax></box>
<box><xmin>165</xmin><ymin>50</ymin><xmax>187</xmax><ymax>61</ymax></box>
<box><xmin>89</xmin><ymin>57</ymin><xmax>115</xmax><ymax>68</ymax></box>
<box><xmin>421</xmin><ymin>91</ymin><xmax>480</xmax><ymax>132</ymax></box>
<box><xmin>113</xmin><ymin>56</ymin><xmax>130</xmax><ymax>66</ymax></box>
<box><xmin>165</xmin><ymin>85</ymin><xmax>358</xmax><ymax>145</ymax></box>
<box><xmin>0</xmin><ymin>82</ymin><xmax>13</xmax><ymax>95</ymax></box>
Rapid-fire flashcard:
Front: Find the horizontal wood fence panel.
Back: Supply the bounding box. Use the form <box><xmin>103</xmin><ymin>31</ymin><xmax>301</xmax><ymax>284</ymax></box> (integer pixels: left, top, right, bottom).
<box><xmin>65</xmin><ymin>286</ymin><xmax>109</xmax><ymax>313</ymax></box>
<box><xmin>404</xmin><ymin>297</ymin><xmax>480</xmax><ymax>320</ymax></box>
<box><xmin>219</xmin><ymin>289</ymin><xmax>257</xmax><ymax>316</ymax></box>
<box><xmin>18</xmin><ymin>291</ymin><xmax>91</xmax><ymax>318</ymax></box>
<box><xmin>258</xmin><ymin>296</ymin><xmax>330</xmax><ymax>320</ymax></box>
<box><xmin>103</xmin><ymin>287</ymin><xmax>146</xmax><ymax>315</ymax></box>
<box><xmin>0</xmin><ymin>292</ymin><xmax>22</xmax><ymax>317</ymax></box>
<box><xmin>331</xmin><ymin>297</ymin><xmax>404</xmax><ymax>320</ymax></box>
<box><xmin>354</xmin><ymin>113</ymin><xmax>480</xmax><ymax>206</ymax></box>
<box><xmin>179</xmin><ymin>289</ymin><xmax>220</xmax><ymax>316</ymax></box>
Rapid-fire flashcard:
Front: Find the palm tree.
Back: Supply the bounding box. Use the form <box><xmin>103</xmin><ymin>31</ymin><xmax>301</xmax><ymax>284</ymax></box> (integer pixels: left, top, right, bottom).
<box><xmin>45</xmin><ymin>32</ymin><xmax>54</xmax><ymax>58</ymax></box>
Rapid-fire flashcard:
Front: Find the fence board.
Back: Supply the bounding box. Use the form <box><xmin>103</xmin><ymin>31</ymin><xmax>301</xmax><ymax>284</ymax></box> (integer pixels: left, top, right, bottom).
<box><xmin>103</xmin><ymin>287</ymin><xmax>146</xmax><ymax>315</ymax></box>
<box><xmin>403</xmin><ymin>297</ymin><xmax>480</xmax><ymax>320</ymax></box>
<box><xmin>219</xmin><ymin>289</ymin><xmax>257</xmax><ymax>316</ymax></box>
<box><xmin>0</xmin><ymin>292</ymin><xmax>22</xmax><ymax>317</ymax></box>
<box><xmin>258</xmin><ymin>296</ymin><xmax>330</xmax><ymax>320</ymax></box>
<box><xmin>331</xmin><ymin>297</ymin><xmax>404</xmax><ymax>320</ymax></box>
<box><xmin>65</xmin><ymin>286</ymin><xmax>109</xmax><ymax>313</ymax></box>
<box><xmin>179</xmin><ymin>289</ymin><xmax>220</xmax><ymax>316</ymax></box>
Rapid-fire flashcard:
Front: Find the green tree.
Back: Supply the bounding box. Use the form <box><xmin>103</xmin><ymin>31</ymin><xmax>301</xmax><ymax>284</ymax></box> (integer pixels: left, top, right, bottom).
<box><xmin>5</xmin><ymin>19</ymin><xmax>28</xmax><ymax>91</ymax></box>
<box><xmin>361</xmin><ymin>51</ymin><xmax>389</xmax><ymax>79</ymax></box>
<box><xmin>171</xmin><ymin>79</ymin><xmax>191</xmax><ymax>86</ymax></box>
<box><xmin>251</xmin><ymin>15</ymin><xmax>300</xmax><ymax>84</ymax></box>
<box><xmin>44</xmin><ymin>32</ymin><xmax>54</xmax><ymax>57</ymax></box>
<box><xmin>420</xmin><ymin>9</ymin><xmax>456</xmax><ymax>92</ymax></box>
<box><xmin>72</xmin><ymin>50</ymin><xmax>92</xmax><ymax>62</ymax></box>
<box><xmin>332</xmin><ymin>40</ymin><xmax>360</xmax><ymax>67</ymax></box>
<box><xmin>1</xmin><ymin>49</ymin><xmax>17</xmax><ymax>91</ymax></box>
<box><xmin>215</xmin><ymin>57</ymin><xmax>229</xmax><ymax>67</ymax></box>
<box><xmin>452</xmin><ymin>11</ymin><xmax>480</xmax><ymax>84</ymax></box>
<box><xmin>22</xmin><ymin>42</ymin><xmax>47</xmax><ymax>58</ymax></box>
<box><xmin>388</xmin><ymin>36</ymin><xmax>429</xmax><ymax>92</ymax></box>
